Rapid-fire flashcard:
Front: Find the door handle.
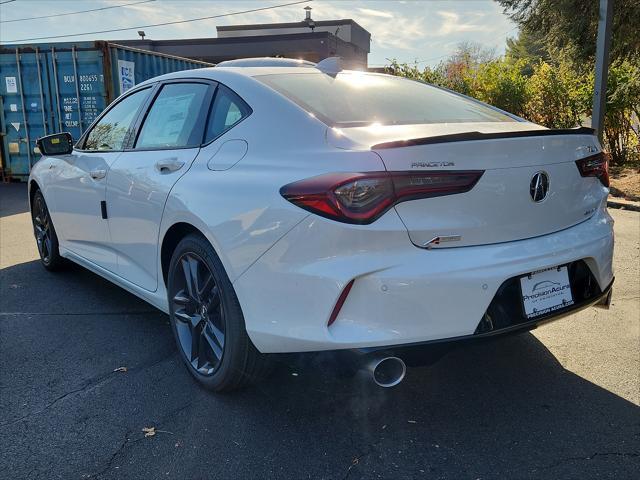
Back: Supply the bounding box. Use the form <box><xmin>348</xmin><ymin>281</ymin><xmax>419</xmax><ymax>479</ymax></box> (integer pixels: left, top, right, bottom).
<box><xmin>90</xmin><ymin>169</ymin><xmax>106</xmax><ymax>180</ymax></box>
<box><xmin>155</xmin><ymin>158</ymin><xmax>185</xmax><ymax>174</ymax></box>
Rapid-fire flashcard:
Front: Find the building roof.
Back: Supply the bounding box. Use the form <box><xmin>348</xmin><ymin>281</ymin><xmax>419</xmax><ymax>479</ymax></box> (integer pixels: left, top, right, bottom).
<box><xmin>117</xmin><ymin>30</ymin><xmax>369</xmax><ymax>67</ymax></box>
<box><xmin>216</xmin><ymin>19</ymin><xmax>361</xmax><ymax>32</ymax></box>
<box><xmin>114</xmin><ymin>18</ymin><xmax>370</xmax><ymax>68</ymax></box>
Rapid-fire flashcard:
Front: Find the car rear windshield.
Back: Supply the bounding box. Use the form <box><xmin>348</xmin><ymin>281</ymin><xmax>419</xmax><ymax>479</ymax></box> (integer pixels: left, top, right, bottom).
<box><xmin>256</xmin><ymin>72</ymin><xmax>516</xmax><ymax>127</ymax></box>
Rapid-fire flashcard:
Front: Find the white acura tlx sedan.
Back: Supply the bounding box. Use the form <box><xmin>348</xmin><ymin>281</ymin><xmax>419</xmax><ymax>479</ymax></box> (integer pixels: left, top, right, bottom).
<box><xmin>29</xmin><ymin>58</ymin><xmax>614</xmax><ymax>391</ymax></box>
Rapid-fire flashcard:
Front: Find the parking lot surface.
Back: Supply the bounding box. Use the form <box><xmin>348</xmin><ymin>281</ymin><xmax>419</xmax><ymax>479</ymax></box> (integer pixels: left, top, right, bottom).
<box><xmin>1</xmin><ymin>183</ymin><xmax>638</xmax><ymax>479</ymax></box>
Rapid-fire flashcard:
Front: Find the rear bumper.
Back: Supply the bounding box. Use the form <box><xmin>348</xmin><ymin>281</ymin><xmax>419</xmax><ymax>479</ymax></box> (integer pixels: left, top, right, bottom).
<box><xmin>235</xmin><ymin>205</ymin><xmax>614</xmax><ymax>353</ymax></box>
<box><xmin>360</xmin><ymin>278</ymin><xmax>614</xmax><ymax>366</ymax></box>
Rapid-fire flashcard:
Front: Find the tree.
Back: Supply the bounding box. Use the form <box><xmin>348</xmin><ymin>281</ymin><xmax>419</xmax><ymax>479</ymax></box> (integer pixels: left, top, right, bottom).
<box><xmin>505</xmin><ymin>28</ymin><xmax>549</xmax><ymax>75</ymax></box>
<box><xmin>439</xmin><ymin>42</ymin><xmax>497</xmax><ymax>95</ymax></box>
<box><xmin>449</xmin><ymin>41</ymin><xmax>498</xmax><ymax>67</ymax></box>
<box><xmin>496</xmin><ymin>0</ymin><xmax>640</xmax><ymax>64</ymax></box>
<box><xmin>384</xmin><ymin>42</ymin><xmax>497</xmax><ymax>95</ymax></box>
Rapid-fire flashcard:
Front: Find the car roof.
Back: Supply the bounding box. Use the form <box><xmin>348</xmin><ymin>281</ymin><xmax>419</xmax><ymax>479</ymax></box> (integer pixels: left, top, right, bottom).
<box><xmin>138</xmin><ymin>66</ymin><xmax>383</xmax><ymax>86</ymax></box>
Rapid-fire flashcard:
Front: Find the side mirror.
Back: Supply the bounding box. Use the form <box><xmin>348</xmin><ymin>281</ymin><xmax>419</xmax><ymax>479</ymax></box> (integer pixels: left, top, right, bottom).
<box><xmin>36</xmin><ymin>132</ymin><xmax>74</xmax><ymax>156</ymax></box>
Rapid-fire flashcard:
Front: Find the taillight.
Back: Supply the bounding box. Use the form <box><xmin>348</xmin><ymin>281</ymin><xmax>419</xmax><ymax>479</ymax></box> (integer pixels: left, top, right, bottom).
<box><xmin>280</xmin><ymin>170</ymin><xmax>484</xmax><ymax>224</ymax></box>
<box><xmin>575</xmin><ymin>152</ymin><xmax>609</xmax><ymax>187</ymax></box>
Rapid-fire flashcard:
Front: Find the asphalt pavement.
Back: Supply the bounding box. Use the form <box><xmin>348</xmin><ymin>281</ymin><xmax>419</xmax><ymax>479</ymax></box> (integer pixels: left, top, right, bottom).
<box><xmin>1</xmin><ymin>183</ymin><xmax>638</xmax><ymax>479</ymax></box>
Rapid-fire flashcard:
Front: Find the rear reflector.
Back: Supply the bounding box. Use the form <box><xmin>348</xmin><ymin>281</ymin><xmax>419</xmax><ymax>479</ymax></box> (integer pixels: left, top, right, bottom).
<box><xmin>281</xmin><ymin>170</ymin><xmax>483</xmax><ymax>224</ymax></box>
<box><xmin>328</xmin><ymin>279</ymin><xmax>355</xmax><ymax>326</ymax></box>
<box><xmin>575</xmin><ymin>152</ymin><xmax>609</xmax><ymax>187</ymax></box>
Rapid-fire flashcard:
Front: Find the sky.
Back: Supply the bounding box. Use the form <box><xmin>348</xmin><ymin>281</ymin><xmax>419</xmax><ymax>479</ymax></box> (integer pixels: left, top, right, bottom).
<box><xmin>0</xmin><ymin>0</ymin><xmax>518</xmax><ymax>67</ymax></box>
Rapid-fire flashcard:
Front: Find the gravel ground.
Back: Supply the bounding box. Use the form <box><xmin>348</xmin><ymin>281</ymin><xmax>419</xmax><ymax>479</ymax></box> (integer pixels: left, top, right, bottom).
<box><xmin>610</xmin><ymin>167</ymin><xmax>640</xmax><ymax>202</ymax></box>
<box><xmin>1</xmin><ymin>183</ymin><xmax>638</xmax><ymax>480</ymax></box>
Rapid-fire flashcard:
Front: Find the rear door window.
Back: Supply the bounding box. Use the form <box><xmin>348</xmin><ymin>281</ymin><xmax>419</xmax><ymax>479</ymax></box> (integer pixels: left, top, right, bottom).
<box><xmin>135</xmin><ymin>82</ymin><xmax>210</xmax><ymax>149</ymax></box>
<box><xmin>204</xmin><ymin>85</ymin><xmax>251</xmax><ymax>143</ymax></box>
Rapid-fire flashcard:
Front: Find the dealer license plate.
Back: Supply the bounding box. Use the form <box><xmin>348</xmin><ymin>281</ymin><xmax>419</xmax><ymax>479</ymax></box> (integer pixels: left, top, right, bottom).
<box><xmin>520</xmin><ymin>266</ymin><xmax>574</xmax><ymax>319</ymax></box>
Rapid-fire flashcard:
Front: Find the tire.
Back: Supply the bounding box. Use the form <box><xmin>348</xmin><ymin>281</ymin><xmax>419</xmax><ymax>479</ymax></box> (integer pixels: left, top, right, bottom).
<box><xmin>167</xmin><ymin>233</ymin><xmax>266</xmax><ymax>392</ymax></box>
<box><xmin>31</xmin><ymin>190</ymin><xmax>64</xmax><ymax>271</ymax></box>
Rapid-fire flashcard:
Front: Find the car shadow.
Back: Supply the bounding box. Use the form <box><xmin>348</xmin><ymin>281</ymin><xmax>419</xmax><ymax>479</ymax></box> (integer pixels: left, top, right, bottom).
<box><xmin>0</xmin><ymin>183</ymin><xmax>29</xmax><ymax>218</ymax></box>
<box><xmin>1</xmin><ymin>258</ymin><xmax>638</xmax><ymax>479</ymax></box>
<box><xmin>0</xmin><ymin>259</ymin><xmax>155</xmax><ymax>314</ymax></box>
<box><xmin>224</xmin><ymin>333</ymin><xmax>639</xmax><ymax>477</ymax></box>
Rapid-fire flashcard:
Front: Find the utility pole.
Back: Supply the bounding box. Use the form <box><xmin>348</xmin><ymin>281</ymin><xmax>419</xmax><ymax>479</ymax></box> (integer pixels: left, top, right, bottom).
<box><xmin>592</xmin><ymin>0</ymin><xmax>614</xmax><ymax>141</ymax></box>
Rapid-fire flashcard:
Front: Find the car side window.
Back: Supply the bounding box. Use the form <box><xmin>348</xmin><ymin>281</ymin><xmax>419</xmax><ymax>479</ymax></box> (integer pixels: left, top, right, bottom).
<box><xmin>83</xmin><ymin>88</ymin><xmax>150</xmax><ymax>151</ymax></box>
<box><xmin>205</xmin><ymin>85</ymin><xmax>251</xmax><ymax>143</ymax></box>
<box><xmin>135</xmin><ymin>83</ymin><xmax>210</xmax><ymax>149</ymax></box>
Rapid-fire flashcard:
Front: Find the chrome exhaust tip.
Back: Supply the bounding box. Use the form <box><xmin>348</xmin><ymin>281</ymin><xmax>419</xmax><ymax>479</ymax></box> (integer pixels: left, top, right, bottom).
<box><xmin>368</xmin><ymin>356</ymin><xmax>406</xmax><ymax>388</ymax></box>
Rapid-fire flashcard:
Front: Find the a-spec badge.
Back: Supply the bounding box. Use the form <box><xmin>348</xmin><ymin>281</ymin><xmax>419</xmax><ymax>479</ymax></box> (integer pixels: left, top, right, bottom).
<box><xmin>411</xmin><ymin>161</ymin><xmax>455</xmax><ymax>168</ymax></box>
<box><xmin>423</xmin><ymin>235</ymin><xmax>462</xmax><ymax>249</ymax></box>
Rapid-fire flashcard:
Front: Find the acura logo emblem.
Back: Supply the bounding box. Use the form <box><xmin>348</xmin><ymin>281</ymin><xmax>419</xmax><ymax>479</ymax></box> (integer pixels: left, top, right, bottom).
<box><xmin>530</xmin><ymin>172</ymin><xmax>549</xmax><ymax>202</ymax></box>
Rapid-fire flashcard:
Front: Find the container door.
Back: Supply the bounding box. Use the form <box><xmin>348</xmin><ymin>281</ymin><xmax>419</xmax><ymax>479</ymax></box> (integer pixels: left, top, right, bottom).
<box><xmin>46</xmin><ymin>46</ymin><xmax>108</xmax><ymax>141</ymax></box>
<box><xmin>105</xmin><ymin>82</ymin><xmax>213</xmax><ymax>291</ymax></box>
<box><xmin>0</xmin><ymin>47</ymin><xmax>52</xmax><ymax>180</ymax></box>
<box><xmin>107</xmin><ymin>43</ymin><xmax>208</xmax><ymax>97</ymax></box>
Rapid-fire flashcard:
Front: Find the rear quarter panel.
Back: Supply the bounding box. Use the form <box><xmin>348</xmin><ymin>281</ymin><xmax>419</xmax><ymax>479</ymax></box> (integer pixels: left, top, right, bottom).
<box><xmin>160</xmin><ymin>72</ymin><xmax>388</xmax><ymax>283</ymax></box>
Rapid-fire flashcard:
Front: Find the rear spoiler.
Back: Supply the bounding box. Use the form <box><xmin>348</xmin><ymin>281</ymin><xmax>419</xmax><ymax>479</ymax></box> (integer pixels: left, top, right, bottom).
<box><xmin>372</xmin><ymin>127</ymin><xmax>595</xmax><ymax>150</ymax></box>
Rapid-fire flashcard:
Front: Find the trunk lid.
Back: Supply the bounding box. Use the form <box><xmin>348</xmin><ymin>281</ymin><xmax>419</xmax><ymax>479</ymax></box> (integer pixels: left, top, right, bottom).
<box><xmin>329</xmin><ymin>122</ymin><xmax>607</xmax><ymax>248</ymax></box>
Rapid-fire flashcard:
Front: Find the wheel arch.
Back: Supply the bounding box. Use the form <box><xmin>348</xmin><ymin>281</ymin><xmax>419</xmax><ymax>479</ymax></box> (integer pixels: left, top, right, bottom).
<box><xmin>28</xmin><ymin>179</ymin><xmax>41</xmax><ymax>210</ymax></box>
<box><xmin>160</xmin><ymin>222</ymin><xmax>207</xmax><ymax>287</ymax></box>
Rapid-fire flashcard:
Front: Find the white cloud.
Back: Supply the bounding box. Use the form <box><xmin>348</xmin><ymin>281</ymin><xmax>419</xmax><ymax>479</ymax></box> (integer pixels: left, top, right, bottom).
<box><xmin>357</xmin><ymin>8</ymin><xmax>394</xmax><ymax>19</ymax></box>
<box><xmin>315</xmin><ymin>2</ymin><xmax>427</xmax><ymax>50</ymax></box>
<box><xmin>433</xmin><ymin>11</ymin><xmax>491</xmax><ymax>36</ymax></box>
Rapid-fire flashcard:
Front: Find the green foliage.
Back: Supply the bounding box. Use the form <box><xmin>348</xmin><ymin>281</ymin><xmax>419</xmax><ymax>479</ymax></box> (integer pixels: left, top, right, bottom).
<box><xmin>600</xmin><ymin>60</ymin><xmax>640</xmax><ymax>164</ymax></box>
<box><xmin>384</xmin><ymin>60</ymin><xmax>450</xmax><ymax>91</ymax></box>
<box><xmin>385</xmin><ymin>44</ymin><xmax>640</xmax><ymax>165</ymax></box>
<box><xmin>472</xmin><ymin>59</ymin><xmax>529</xmax><ymax>117</ymax></box>
<box><xmin>495</xmin><ymin>0</ymin><xmax>640</xmax><ymax>64</ymax></box>
<box><xmin>505</xmin><ymin>29</ymin><xmax>549</xmax><ymax>75</ymax></box>
<box><xmin>525</xmin><ymin>61</ymin><xmax>587</xmax><ymax>128</ymax></box>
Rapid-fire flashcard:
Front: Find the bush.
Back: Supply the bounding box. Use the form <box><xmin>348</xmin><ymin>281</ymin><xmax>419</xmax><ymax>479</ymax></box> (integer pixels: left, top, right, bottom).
<box><xmin>385</xmin><ymin>54</ymin><xmax>639</xmax><ymax>165</ymax></box>
<box><xmin>384</xmin><ymin>60</ymin><xmax>448</xmax><ymax>87</ymax></box>
<box><xmin>524</xmin><ymin>61</ymin><xmax>587</xmax><ymax>129</ymax></box>
<box><xmin>600</xmin><ymin>60</ymin><xmax>640</xmax><ymax>164</ymax></box>
<box><xmin>472</xmin><ymin>59</ymin><xmax>529</xmax><ymax>117</ymax></box>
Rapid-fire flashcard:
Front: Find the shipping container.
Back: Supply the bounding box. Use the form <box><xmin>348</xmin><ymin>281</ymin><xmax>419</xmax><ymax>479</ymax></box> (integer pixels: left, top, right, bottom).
<box><xmin>0</xmin><ymin>41</ymin><xmax>213</xmax><ymax>180</ymax></box>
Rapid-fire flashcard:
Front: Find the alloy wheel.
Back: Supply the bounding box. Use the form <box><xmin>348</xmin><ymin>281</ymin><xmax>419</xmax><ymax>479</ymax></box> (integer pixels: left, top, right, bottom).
<box><xmin>33</xmin><ymin>195</ymin><xmax>53</xmax><ymax>264</ymax></box>
<box><xmin>171</xmin><ymin>253</ymin><xmax>226</xmax><ymax>375</ymax></box>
